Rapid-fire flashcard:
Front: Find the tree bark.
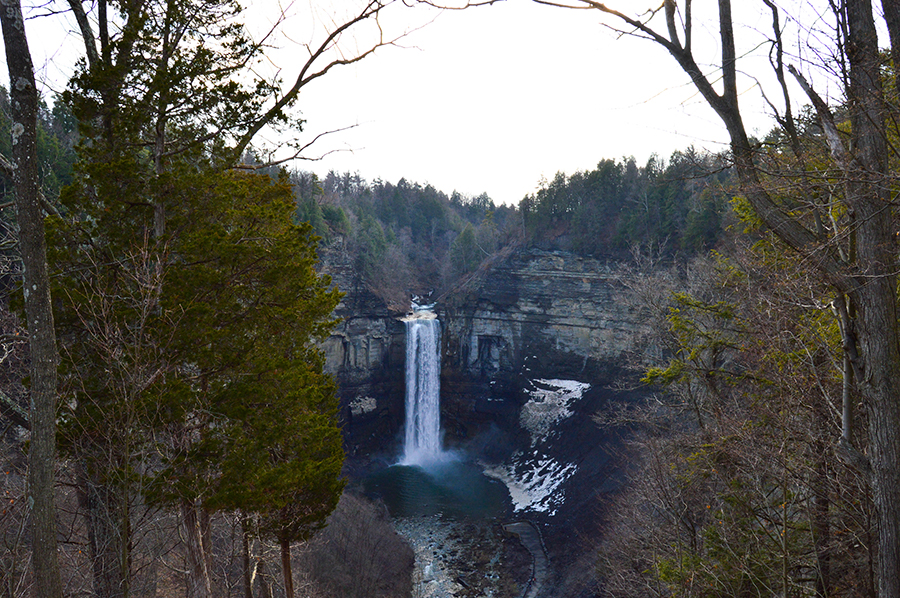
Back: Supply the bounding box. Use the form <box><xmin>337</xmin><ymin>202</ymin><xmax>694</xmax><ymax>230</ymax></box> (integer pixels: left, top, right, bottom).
<box><xmin>280</xmin><ymin>538</ymin><xmax>294</xmax><ymax>598</ymax></box>
<box><xmin>180</xmin><ymin>500</ymin><xmax>213</xmax><ymax>598</ymax></box>
<box><xmin>812</xmin><ymin>395</ymin><xmax>831</xmax><ymax>597</ymax></box>
<box><xmin>692</xmin><ymin>2</ymin><xmax>900</xmax><ymax>594</ymax></box>
<box><xmin>880</xmin><ymin>0</ymin><xmax>900</xmax><ymax>100</ymax></box>
<box><xmin>242</xmin><ymin>520</ymin><xmax>253</xmax><ymax>598</ymax></box>
<box><xmin>835</xmin><ymin>4</ymin><xmax>900</xmax><ymax>596</ymax></box>
<box><xmin>78</xmin><ymin>465</ymin><xmax>129</xmax><ymax>598</ymax></box>
<box><xmin>0</xmin><ymin>2</ymin><xmax>63</xmax><ymax>597</ymax></box>
<box><xmin>256</xmin><ymin>558</ymin><xmax>274</xmax><ymax>598</ymax></box>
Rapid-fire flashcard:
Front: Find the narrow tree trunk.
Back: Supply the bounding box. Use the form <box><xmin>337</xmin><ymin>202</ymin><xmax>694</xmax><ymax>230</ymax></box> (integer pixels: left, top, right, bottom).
<box><xmin>843</xmin><ymin>3</ymin><xmax>900</xmax><ymax>596</ymax></box>
<box><xmin>180</xmin><ymin>500</ymin><xmax>213</xmax><ymax>598</ymax></box>
<box><xmin>78</xmin><ymin>467</ymin><xmax>129</xmax><ymax>598</ymax></box>
<box><xmin>242</xmin><ymin>519</ymin><xmax>253</xmax><ymax>598</ymax></box>
<box><xmin>812</xmin><ymin>397</ymin><xmax>831</xmax><ymax>597</ymax></box>
<box><xmin>0</xmin><ymin>3</ymin><xmax>62</xmax><ymax>597</ymax></box>
<box><xmin>280</xmin><ymin>538</ymin><xmax>294</xmax><ymax>598</ymax></box>
<box><xmin>721</xmin><ymin>2</ymin><xmax>900</xmax><ymax>594</ymax></box>
<box><xmin>880</xmin><ymin>0</ymin><xmax>900</xmax><ymax>99</ymax></box>
<box><xmin>855</xmin><ymin>251</ymin><xmax>900</xmax><ymax>598</ymax></box>
<box><xmin>256</xmin><ymin>557</ymin><xmax>274</xmax><ymax>598</ymax></box>
<box><xmin>200</xmin><ymin>507</ymin><xmax>212</xmax><ymax>569</ymax></box>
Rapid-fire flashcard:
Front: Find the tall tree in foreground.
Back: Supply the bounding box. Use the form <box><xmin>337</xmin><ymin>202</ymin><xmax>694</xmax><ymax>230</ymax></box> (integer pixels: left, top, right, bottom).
<box><xmin>205</xmin><ymin>350</ymin><xmax>345</xmax><ymax>598</ymax></box>
<box><xmin>0</xmin><ymin>1</ymin><xmax>63</xmax><ymax>595</ymax></box>
<box><xmin>51</xmin><ymin>0</ymin><xmax>415</xmax><ymax>594</ymax></box>
<box><xmin>54</xmin><ymin>166</ymin><xmax>344</xmax><ymax>596</ymax></box>
<box><xmin>137</xmin><ymin>170</ymin><xmax>343</xmax><ymax>597</ymax></box>
<box><xmin>534</xmin><ymin>0</ymin><xmax>900</xmax><ymax>594</ymax></box>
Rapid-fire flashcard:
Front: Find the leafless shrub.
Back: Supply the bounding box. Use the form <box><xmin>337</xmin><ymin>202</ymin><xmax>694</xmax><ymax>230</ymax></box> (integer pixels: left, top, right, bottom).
<box><xmin>297</xmin><ymin>492</ymin><xmax>413</xmax><ymax>598</ymax></box>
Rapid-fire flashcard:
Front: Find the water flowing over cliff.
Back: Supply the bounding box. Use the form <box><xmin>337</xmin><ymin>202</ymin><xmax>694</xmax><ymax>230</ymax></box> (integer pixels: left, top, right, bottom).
<box><xmin>401</xmin><ymin>310</ymin><xmax>444</xmax><ymax>466</ymax></box>
<box><xmin>321</xmin><ymin>246</ymin><xmax>656</xmax><ymax>595</ymax></box>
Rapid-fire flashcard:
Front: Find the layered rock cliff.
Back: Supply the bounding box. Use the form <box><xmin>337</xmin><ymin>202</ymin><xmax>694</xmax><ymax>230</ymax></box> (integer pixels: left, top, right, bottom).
<box><xmin>318</xmin><ymin>245</ymin><xmax>406</xmax><ymax>458</ymax></box>
<box><xmin>322</xmin><ymin>246</ymin><xmax>655</xmax><ymax>455</ymax></box>
<box><xmin>322</xmin><ymin>246</ymin><xmax>659</xmax><ymax>594</ymax></box>
<box><xmin>435</xmin><ymin>248</ymin><xmax>655</xmax><ymax>586</ymax></box>
<box><xmin>440</xmin><ymin>248</ymin><xmax>650</xmax><ymax>377</ymax></box>
<box><xmin>437</xmin><ymin>248</ymin><xmax>653</xmax><ymax>443</ymax></box>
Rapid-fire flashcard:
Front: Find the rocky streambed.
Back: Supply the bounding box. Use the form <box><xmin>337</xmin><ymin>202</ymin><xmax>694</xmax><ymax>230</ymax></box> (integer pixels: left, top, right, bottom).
<box><xmin>393</xmin><ymin>515</ymin><xmax>533</xmax><ymax>598</ymax></box>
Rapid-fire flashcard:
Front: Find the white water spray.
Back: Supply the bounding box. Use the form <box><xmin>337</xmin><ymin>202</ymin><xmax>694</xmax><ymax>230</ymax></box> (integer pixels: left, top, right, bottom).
<box><xmin>401</xmin><ymin>308</ymin><xmax>445</xmax><ymax>466</ymax></box>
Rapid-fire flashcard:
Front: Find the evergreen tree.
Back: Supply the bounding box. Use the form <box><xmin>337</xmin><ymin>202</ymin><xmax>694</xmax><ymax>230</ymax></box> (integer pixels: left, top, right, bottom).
<box><xmin>449</xmin><ymin>223</ymin><xmax>481</xmax><ymax>275</ymax></box>
<box><xmin>52</xmin><ymin>0</ymin><xmax>370</xmax><ymax>593</ymax></box>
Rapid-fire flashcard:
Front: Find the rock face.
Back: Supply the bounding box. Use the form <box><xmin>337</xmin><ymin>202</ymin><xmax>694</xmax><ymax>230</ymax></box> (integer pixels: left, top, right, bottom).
<box><xmin>323</xmin><ymin>246</ymin><xmax>656</xmax><ymax>594</ymax></box>
<box><xmin>437</xmin><ymin>249</ymin><xmax>655</xmax><ymax>593</ymax></box>
<box><xmin>319</xmin><ymin>246</ymin><xmax>407</xmax><ymax>459</ymax></box>
<box><xmin>322</xmin><ymin>246</ymin><xmax>655</xmax><ymax>457</ymax></box>
<box><xmin>437</xmin><ymin>248</ymin><xmax>652</xmax><ymax>443</ymax></box>
<box><xmin>441</xmin><ymin>248</ymin><xmax>649</xmax><ymax>378</ymax></box>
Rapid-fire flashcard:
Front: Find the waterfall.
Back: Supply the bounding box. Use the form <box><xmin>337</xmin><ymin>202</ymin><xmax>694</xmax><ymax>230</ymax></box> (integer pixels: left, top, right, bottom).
<box><xmin>401</xmin><ymin>309</ymin><xmax>443</xmax><ymax>466</ymax></box>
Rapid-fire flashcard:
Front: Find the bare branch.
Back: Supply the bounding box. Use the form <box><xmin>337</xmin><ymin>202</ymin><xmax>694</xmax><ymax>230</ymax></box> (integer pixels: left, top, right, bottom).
<box><xmin>0</xmin><ymin>333</ymin><xmax>27</xmax><ymax>342</ymax></box>
<box><xmin>235</xmin><ymin>124</ymin><xmax>361</xmax><ymax>170</ymax></box>
<box><xmin>411</xmin><ymin>0</ymin><xmax>505</xmax><ymax>8</ymax></box>
<box><xmin>65</xmin><ymin>0</ymin><xmax>99</xmax><ymax>70</ymax></box>
<box><xmin>232</xmin><ymin>0</ymin><xmax>412</xmax><ymax>160</ymax></box>
<box><xmin>664</xmin><ymin>0</ymin><xmax>681</xmax><ymax>50</ymax></box>
<box><xmin>787</xmin><ymin>64</ymin><xmax>858</xmax><ymax>173</ymax></box>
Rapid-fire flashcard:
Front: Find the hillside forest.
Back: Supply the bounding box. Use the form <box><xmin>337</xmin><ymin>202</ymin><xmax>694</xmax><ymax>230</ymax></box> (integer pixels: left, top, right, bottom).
<box><xmin>1</xmin><ymin>1</ymin><xmax>900</xmax><ymax>598</ymax></box>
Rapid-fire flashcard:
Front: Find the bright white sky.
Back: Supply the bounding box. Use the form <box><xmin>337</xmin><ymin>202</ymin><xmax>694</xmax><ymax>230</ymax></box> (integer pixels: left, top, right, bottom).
<box><xmin>17</xmin><ymin>0</ymin><xmax>838</xmax><ymax>205</ymax></box>
<box><xmin>283</xmin><ymin>0</ymin><xmax>775</xmax><ymax>204</ymax></box>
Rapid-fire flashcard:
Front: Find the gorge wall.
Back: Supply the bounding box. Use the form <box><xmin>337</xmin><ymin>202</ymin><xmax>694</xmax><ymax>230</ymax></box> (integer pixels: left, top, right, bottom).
<box><xmin>326</xmin><ymin>246</ymin><xmax>652</xmax><ymax>471</ymax></box>
<box><xmin>318</xmin><ymin>245</ymin><xmax>407</xmax><ymax>459</ymax></box>
<box><xmin>321</xmin><ymin>246</ymin><xmax>657</xmax><ymax>454</ymax></box>
<box><xmin>438</xmin><ymin>249</ymin><xmax>655</xmax><ymax>589</ymax></box>
<box><xmin>322</xmin><ymin>246</ymin><xmax>659</xmax><ymax>594</ymax></box>
<box><xmin>437</xmin><ymin>248</ymin><xmax>653</xmax><ymax>440</ymax></box>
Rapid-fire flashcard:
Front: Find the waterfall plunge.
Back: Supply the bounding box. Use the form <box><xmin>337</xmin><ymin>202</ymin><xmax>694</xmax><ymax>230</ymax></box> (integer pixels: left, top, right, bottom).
<box><xmin>364</xmin><ymin>306</ymin><xmax>510</xmax><ymax>519</ymax></box>
<box><xmin>401</xmin><ymin>310</ymin><xmax>446</xmax><ymax>467</ymax></box>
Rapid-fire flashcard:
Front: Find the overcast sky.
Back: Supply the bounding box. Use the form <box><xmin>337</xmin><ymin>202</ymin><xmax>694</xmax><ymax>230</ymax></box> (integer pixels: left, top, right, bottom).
<box><xmin>281</xmin><ymin>1</ymin><xmax>787</xmax><ymax>205</ymax></box>
<box><xmin>18</xmin><ymin>1</ymin><xmax>831</xmax><ymax>205</ymax></box>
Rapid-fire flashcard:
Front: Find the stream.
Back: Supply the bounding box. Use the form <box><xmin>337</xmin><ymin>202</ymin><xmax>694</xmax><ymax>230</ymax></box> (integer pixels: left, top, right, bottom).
<box><xmin>365</xmin><ymin>306</ymin><xmax>545</xmax><ymax>597</ymax></box>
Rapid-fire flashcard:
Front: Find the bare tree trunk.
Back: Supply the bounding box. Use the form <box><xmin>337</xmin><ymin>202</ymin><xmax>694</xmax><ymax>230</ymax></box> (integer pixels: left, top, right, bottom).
<box><xmin>842</xmin><ymin>4</ymin><xmax>900</xmax><ymax>596</ymax></box>
<box><xmin>180</xmin><ymin>500</ymin><xmax>213</xmax><ymax>598</ymax></box>
<box><xmin>242</xmin><ymin>520</ymin><xmax>253</xmax><ymax>598</ymax></box>
<box><xmin>812</xmin><ymin>398</ymin><xmax>831</xmax><ymax>597</ymax></box>
<box><xmin>280</xmin><ymin>539</ymin><xmax>294</xmax><ymax>598</ymax></box>
<box><xmin>880</xmin><ymin>0</ymin><xmax>900</xmax><ymax>99</ymax></box>
<box><xmin>78</xmin><ymin>466</ymin><xmax>129</xmax><ymax>598</ymax></box>
<box><xmin>0</xmin><ymin>2</ymin><xmax>62</xmax><ymax>597</ymax></box>
<box><xmin>576</xmin><ymin>1</ymin><xmax>900</xmax><ymax>594</ymax></box>
<box><xmin>687</xmin><ymin>2</ymin><xmax>900</xmax><ymax>594</ymax></box>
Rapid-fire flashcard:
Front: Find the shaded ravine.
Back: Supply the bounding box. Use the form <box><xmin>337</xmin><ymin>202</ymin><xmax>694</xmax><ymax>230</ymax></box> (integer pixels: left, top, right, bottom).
<box><xmin>503</xmin><ymin>521</ymin><xmax>550</xmax><ymax>598</ymax></box>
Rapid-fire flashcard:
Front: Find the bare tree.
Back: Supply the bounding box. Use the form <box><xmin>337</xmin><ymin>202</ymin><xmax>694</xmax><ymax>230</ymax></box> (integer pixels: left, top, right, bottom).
<box><xmin>525</xmin><ymin>1</ymin><xmax>900</xmax><ymax>595</ymax></box>
<box><xmin>0</xmin><ymin>0</ymin><xmax>63</xmax><ymax>596</ymax></box>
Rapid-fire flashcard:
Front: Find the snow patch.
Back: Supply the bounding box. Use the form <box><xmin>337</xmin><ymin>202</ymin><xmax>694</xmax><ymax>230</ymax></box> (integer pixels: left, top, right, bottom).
<box><xmin>483</xmin><ymin>457</ymin><xmax>577</xmax><ymax>516</ymax></box>
<box><xmin>520</xmin><ymin>379</ymin><xmax>590</xmax><ymax>445</ymax></box>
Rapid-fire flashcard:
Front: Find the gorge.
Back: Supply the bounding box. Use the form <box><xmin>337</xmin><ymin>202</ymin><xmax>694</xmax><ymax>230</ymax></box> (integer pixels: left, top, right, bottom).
<box><xmin>321</xmin><ymin>246</ymin><xmax>655</xmax><ymax>596</ymax></box>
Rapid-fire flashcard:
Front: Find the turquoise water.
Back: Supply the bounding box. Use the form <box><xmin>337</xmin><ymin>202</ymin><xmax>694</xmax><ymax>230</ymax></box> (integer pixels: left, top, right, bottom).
<box><xmin>363</xmin><ymin>459</ymin><xmax>511</xmax><ymax>519</ymax></box>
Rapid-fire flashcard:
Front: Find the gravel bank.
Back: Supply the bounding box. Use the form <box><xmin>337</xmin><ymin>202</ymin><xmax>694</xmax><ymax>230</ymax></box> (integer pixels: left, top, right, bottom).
<box><xmin>393</xmin><ymin>515</ymin><xmax>532</xmax><ymax>598</ymax></box>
